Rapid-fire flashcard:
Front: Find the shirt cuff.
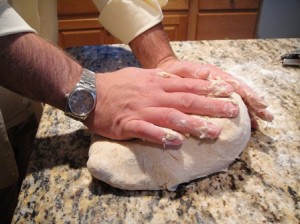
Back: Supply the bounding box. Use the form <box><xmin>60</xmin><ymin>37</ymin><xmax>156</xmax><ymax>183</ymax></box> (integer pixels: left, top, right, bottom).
<box><xmin>0</xmin><ymin>2</ymin><xmax>36</xmax><ymax>37</ymax></box>
<box><xmin>98</xmin><ymin>0</ymin><xmax>164</xmax><ymax>44</ymax></box>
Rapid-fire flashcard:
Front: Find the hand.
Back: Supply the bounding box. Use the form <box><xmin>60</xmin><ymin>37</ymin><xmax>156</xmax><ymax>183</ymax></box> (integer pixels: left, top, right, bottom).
<box><xmin>157</xmin><ymin>58</ymin><xmax>274</xmax><ymax>128</ymax></box>
<box><xmin>84</xmin><ymin>67</ymin><xmax>238</xmax><ymax>146</ymax></box>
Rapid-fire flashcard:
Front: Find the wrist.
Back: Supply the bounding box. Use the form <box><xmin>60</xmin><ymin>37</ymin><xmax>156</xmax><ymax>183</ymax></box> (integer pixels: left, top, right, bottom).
<box><xmin>129</xmin><ymin>23</ymin><xmax>176</xmax><ymax>69</ymax></box>
<box><xmin>0</xmin><ymin>33</ymin><xmax>84</xmax><ymax>111</ymax></box>
<box><xmin>156</xmin><ymin>56</ymin><xmax>178</xmax><ymax>69</ymax></box>
<box><xmin>59</xmin><ymin>64</ymin><xmax>83</xmax><ymax>109</ymax></box>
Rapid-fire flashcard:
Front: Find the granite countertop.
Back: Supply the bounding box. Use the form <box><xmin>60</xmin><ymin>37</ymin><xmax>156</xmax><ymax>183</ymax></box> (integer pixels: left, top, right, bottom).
<box><xmin>13</xmin><ymin>39</ymin><xmax>299</xmax><ymax>223</ymax></box>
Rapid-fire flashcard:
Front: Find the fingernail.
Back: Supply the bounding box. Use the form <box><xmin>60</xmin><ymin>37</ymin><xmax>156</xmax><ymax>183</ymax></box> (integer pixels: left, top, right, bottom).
<box><xmin>197</xmin><ymin>122</ymin><xmax>221</xmax><ymax>139</ymax></box>
<box><xmin>265</xmin><ymin>110</ymin><xmax>274</xmax><ymax>122</ymax></box>
<box><xmin>257</xmin><ymin>109</ymin><xmax>274</xmax><ymax>122</ymax></box>
<box><xmin>246</xmin><ymin>93</ymin><xmax>267</xmax><ymax>109</ymax></box>
<box><xmin>161</xmin><ymin>129</ymin><xmax>184</xmax><ymax>146</ymax></box>
<box><xmin>222</xmin><ymin>102</ymin><xmax>239</xmax><ymax>117</ymax></box>
<box><xmin>194</xmin><ymin>67</ymin><xmax>210</xmax><ymax>78</ymax></box>
<box><xmin>208</xmin><ymin>80</ymin><xmax>234</xmax><ymax>97</ymax></box>
<box><xmin>190</xmin><ymin>117</ymin><xmax>221</xmax><ymax>139</ymax></box>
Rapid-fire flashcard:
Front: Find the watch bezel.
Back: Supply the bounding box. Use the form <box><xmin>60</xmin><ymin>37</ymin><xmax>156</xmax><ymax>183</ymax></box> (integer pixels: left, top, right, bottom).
<box><xmin>67</xmin><ymin>86</ymin><xmax>97</xmax><ymax>118</ymax></box>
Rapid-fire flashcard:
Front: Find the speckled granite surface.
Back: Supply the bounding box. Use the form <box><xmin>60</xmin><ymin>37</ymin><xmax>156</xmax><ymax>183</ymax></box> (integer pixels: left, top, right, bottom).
<box><xmin>13</xmin><ymin>39</ymin><xmax>300</xmax><ymax>223</ymax></box>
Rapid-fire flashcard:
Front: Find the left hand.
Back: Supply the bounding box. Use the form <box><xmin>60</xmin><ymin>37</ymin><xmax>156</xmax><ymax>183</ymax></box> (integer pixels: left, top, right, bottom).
<box><xmin>157</xmin><ymin>58</ymin><xmax>274</xmax><ymax>128</ymax></box>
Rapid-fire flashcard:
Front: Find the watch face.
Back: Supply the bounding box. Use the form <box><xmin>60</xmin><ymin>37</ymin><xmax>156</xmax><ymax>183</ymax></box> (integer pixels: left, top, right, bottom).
<box><xmin>68</xmin><ymin>88</ymin><xmax>96</xmax><ymax>116</ymax></box>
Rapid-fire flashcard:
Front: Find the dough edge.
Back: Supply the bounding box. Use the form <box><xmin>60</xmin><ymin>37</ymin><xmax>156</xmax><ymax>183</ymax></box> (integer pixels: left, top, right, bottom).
<box><xmin>87</xmin><ymin>93</ymin><xmax>251</xmax><ymax>191</ymax></box>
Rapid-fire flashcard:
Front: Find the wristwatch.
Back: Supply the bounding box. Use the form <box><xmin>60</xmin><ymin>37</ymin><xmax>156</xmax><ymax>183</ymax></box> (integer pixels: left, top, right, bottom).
<box><xmin>65</xmin><ymin>68</ymin><xmax>97</xmax><ymax>121</ymax></box>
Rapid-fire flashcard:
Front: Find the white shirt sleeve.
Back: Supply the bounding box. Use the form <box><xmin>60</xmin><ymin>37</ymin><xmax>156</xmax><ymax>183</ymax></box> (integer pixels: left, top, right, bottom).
<box><xmin>0</xmin><ymin>0</ymin><xmax>36</xmax><ymax>37</ymax></box>
<box><xmin>93</xmin><ymin>0</ymin><xmax>168</xmax><ymax>44</ymax></box>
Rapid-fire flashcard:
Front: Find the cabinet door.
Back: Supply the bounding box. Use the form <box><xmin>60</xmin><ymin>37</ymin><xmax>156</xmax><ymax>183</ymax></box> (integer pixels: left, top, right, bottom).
<box><xmin>59</xmin><ymin>30</ymin><xmax>103</xmax><ymax>48</ymax></box>
<box><xmin>164</xmin><ymin>0</ymin><xmax>189</xmax><ymax>10</ymax></box>
<box><xmin>57</xmin><ymin>0</ymin><xmax>190</xmax><ymax>46</ymax></box>
<box><xmin>199</xmin><ymin>0</ymin><xmax>261</xmax><ymax>10</ymax></box>
<box><xmin>57</xmin><ymin>0</ymin><xmax>98</xmax><ymax>15</ymax></box>
<box><xmin>163</xmin><ymin>13</ymin><xmax>188</xmax><ymax>41</ymax></box>
<box><xmin>196</xmin><ymin>12</ymin><xmax>258</xmax><ymax>40</ymax></box>
<box><xmin>58</xmin><ymin>29</ymin><xmax>120</xmax><ymax>48</ymax></box>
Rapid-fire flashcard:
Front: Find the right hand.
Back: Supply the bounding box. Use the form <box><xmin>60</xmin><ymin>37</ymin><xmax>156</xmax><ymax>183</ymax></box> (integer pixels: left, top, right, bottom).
<box><xmin>156</xmin><ymin>59</ymin><xmax>274</xmax><ymax>129</ymax></box>
<box><xmin>84</xmin><ymin>67</ymin><xmax>238</xmax><ymax>146</ymax></box>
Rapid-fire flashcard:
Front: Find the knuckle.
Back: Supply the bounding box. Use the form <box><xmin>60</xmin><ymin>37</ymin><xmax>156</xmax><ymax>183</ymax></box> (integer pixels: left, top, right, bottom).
<box><xmin>179</xmin><ymin>94</ymin><xmax>197</xmax><ymax>110</ymax></box>
<box><xmin>121</xmin><ymin>119</ymin><xmax>140</xmax><ymax>138</ymax></box>
<box><xmin>163</xmin><ymin>108</ymin><xmax>180</xmax><ymax>124</ymax></box>
<box><xmin>221</xmin><ymin>102</ymin><xmax>239</xmax><ymax>117</ymax></box>
<box><xmin>114</xmin><ymin>114</ymin><xmax>133</xmax><ymax>138</ymax></box>
<box><xmin>130</xmin><ymin>122</ymin><xmax>144</xmax><ymax>136</ymax></box>
<box><xmin>183</xmin><ymin>80</ymin><xmax>197</xmax><ymax>92</ymax></box>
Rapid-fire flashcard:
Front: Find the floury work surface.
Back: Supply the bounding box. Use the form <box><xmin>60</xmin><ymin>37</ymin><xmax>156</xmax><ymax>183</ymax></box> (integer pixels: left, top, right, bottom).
<box><xmin>13</xmin><ymin>39</ymin><xmax>300</xmax><ymax>223</ymax></box>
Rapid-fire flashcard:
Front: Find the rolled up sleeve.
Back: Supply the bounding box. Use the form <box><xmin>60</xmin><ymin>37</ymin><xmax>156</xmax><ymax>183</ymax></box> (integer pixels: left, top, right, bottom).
<box><xmin>93</xmin><ymin>0</ymin><xmax>168</xmax><ymax>44</ymax></box>
<box><xmin>0</xmin><ymin>0</ymin><xmax>36</xmax><ymax>37</ymax></box>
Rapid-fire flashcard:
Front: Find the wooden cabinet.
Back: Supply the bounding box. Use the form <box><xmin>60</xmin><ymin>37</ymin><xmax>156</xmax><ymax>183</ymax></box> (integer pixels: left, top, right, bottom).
<box><xmin>162</xmin><ymin>0</ymin><xmax>189</xmax><ymax>41</ymax></box>
<box><xmin>196</xmin><ymin>12</ymin><xmax>258</xmax><ymax>40</ymax></box>
<box><xmin>58</xmin><ymin>0</ymin><xmax>190</xmax><ymax>48</ymax></box>
<box><xmin>196</xmin><ymin>0</ymin><xmax>261</xmax><ymax>40</ymax></box>
<box><xmin>57</xmin><ymin>0</ymin><xmax>261</xmax><ymax>48</ymax></box>
<box><xmin>198</xmin><ymin>0</ymin><xmax>260</xmax><ymax>10</ymax></box>
<box><xmin>57</xmin><ymin>0</ymin><xmax>114</xmax><ymax>48</ymax></box>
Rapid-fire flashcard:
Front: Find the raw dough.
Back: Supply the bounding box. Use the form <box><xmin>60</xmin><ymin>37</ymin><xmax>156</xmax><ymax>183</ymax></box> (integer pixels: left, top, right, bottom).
<box><xmin>87</xmin><ymin>93</ymin><xmax>251</xmax><ymax>191</ymax></box>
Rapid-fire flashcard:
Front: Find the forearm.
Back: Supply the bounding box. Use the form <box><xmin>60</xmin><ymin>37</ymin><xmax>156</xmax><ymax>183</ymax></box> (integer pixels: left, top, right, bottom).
<box><xmin>129</xmin><ymin>23</ymin><xmax>176</xmax><ymax>69</ymax></box>
<box><xmin>0</xmin><ymin>33</ymin><xmax>82</xmax><ymax>110</ymax></box>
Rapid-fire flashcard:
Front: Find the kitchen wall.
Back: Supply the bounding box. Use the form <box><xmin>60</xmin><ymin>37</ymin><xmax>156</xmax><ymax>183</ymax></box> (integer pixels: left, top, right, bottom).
<box><xmin>257</xmin><ymin>0</ymin><xmax>300</xmax><ymax>38</ymax></box>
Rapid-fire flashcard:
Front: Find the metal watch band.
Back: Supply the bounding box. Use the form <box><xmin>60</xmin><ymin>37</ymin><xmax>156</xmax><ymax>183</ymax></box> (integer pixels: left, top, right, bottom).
<box><xmin>77</xmin><ymin>69</ymin><xmax>96</xmax><ymax>90</ymax></box>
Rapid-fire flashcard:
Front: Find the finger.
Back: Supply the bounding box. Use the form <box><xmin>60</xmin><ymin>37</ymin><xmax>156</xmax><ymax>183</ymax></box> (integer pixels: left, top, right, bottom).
<box><xmin>207</xmin><ymin>67</ymin><xmax>273</xmax><ymax>121</ymax></box>
<box><xmin>248</xmin><ymin>111</ymin><xmax>259</xmax><ymax>130</ymax></box>
<box><xmin>234</xmin><ymin>83</ymin><xmax>274</xmax><ymax>121</ymax></box>
<box><xmin>229</xmin><ymin>79</ymin><xmax>268</xmax><ymax>109</ymax></box>
<box><xmin>249</xmin><ymin>107</ymin><xmax>274</xmax><ymax>122</ymax></box>
<box><xmin>210</xmin><ymin>70</ymin><xmax>269</xmax><ymax>109</ymax></box>
<box><xmin>156</xmin><ymin>93</ymin><xmax>239</xmax><ymax>118</ymax></box>
<box><xmin>221</xmin><ymin>79</ymin><xmax>274</xmax><ymax>122</ymax></box>
<box><xmin>122</xmin><ymin>120</ymin><xmax>184</xmax><ymax>146</ymax></box>
<box><xmin>161</xmin><ymin>78</ymin><xmax>234</xmax><ymax>97</ymax></box>
<box><xmin>155</xmin><ymin>71</ymin><xmax>180</xmax><ymax>79</ymax></box>
<box><xmin>205</xmin><ymin>64</ymin><xmax>269</xmax><ymax>109</ymax></box>
<box><xmin>140</xmin><ymin>107</ymin><xmax>221</xmax><ymax>139</ymax></box>
<box><xmin>163</xmin><ymin>63</ymin><xmax>211</xmax><ymax>79</ymax></box>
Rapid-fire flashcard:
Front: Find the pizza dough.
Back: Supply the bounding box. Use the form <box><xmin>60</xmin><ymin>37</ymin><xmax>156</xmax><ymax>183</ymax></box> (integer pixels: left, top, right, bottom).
<box><xmin>87</xmin><ymin>93</ymin><xmax>251</xmax><ymax>191</ymax></box>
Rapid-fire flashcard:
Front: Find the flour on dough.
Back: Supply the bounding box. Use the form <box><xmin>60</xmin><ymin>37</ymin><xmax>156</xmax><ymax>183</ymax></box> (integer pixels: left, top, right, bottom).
<box><xmin>87</xmin><ymin>93</ymin><xmax>251</xmax><ymax>191</ymax></box>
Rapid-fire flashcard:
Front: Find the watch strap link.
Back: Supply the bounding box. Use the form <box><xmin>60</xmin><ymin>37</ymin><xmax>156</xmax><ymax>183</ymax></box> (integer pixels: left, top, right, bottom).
<box><xmin>78</xmin><ymin>69</ymin><xmax>96</xmax><ymax>90</ymax></box>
